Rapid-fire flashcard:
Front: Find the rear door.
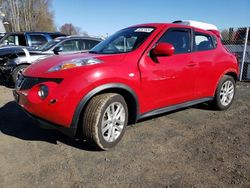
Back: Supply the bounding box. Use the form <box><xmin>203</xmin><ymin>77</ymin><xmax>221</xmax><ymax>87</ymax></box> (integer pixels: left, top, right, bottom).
<box><xmin>192</xmin><ymin>32</ymin><xmax>217</xmax><ymax>98</ymax></box>
<box><xmin>139</xmin><ymin>28</ymin><xmax>198</xmax><ymax>111</ymax></box>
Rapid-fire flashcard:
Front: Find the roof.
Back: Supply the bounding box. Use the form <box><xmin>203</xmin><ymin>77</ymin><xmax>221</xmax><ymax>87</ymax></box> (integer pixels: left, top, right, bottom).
<box><xmin>128</xmin><ymin>22</ymin><xmax>219</xmax><ymax>38</ymax></box>
<box><xmin>54</xmin><ymin>35</ymin><xmax>103</xmax><ymax>41</ymax></box>
<box><xmin>4</xmin><ymin>32</ymin><xmax>65</xmax><ymax>35</ymax></box>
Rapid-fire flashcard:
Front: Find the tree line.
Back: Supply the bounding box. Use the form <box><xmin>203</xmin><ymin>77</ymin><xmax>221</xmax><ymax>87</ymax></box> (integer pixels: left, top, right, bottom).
<box><xmin>0</xmin><ymin>0</ymin><xmax>87</xmax><ymax>35</ymax></box>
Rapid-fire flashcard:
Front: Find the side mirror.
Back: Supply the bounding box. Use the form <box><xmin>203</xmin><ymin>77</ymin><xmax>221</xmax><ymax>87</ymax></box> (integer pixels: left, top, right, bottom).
<box><xmin>151</xmin><ymin>42</ymin><xmax>175</xmax><ymax>56</ymax></box>
<box><xmin>53</xmin><ymin>46</ymin><xmax>63</xmax><ymax>55</ymax></box>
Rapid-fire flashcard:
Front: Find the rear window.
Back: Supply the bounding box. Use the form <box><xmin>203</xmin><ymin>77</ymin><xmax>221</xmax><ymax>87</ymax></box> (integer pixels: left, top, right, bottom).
<box><xmin>30</xmin><ymin>35</ymin><xmax>48</xmax><ymax>47</ymax></box>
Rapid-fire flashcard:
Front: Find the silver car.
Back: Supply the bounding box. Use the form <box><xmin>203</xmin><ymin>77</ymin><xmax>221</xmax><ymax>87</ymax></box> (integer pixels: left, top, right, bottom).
<box><xmin>1</xmin><ymin>36</ymin><xmax>102</xmax><ymax>83</ymax></box>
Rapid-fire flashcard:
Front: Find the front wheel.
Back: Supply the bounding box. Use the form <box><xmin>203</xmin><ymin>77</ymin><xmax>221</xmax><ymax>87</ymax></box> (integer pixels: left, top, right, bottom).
<box><xmin>12</xmin><ymin>64</ymin><xmax>29</xmax><ymax>84</ymax></box>
<box><xmin>82</xmin><ymin>93</ymin><xmax>128</xmax><ymax>150</ymax></box>
<box><xmin>212</xmin><ymin>75</ymin><xmax>236</xmax><ymax>110</ymax></box>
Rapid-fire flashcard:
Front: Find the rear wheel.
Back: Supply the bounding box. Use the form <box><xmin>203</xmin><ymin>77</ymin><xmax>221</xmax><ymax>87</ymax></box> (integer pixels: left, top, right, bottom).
<box><xmin>212</xmin><ymin>75</ymin><xmax>236</xmax><ymax>110</ymax></box>
<box><xmin>82</xmin><ymin>93</ymin><xmax>128</xmax><ymax>150</ymax></box>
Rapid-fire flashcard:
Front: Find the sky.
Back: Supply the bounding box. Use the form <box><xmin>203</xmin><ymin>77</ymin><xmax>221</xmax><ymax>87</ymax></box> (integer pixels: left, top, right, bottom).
<box><xmin>52</xmin><ymin>0</ymin><xmax>250</xmax><ymax>37</ymax></box>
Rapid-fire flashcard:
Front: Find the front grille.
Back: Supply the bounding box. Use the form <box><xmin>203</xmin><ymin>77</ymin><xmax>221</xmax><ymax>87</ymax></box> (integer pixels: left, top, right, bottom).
<box><xmin>18</xmin><ymin>76</ymin><xmax>62</xmax><ymax>90</ymax></box>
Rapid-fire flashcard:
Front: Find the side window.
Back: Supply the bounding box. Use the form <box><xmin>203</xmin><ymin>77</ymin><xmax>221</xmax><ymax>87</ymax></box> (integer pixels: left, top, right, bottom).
<box><xmin>195</xmin><ymin>33</ymin><xmax>214</xmax><ymax>51</ymax></box>
<box><xmin>4</xmin><ymin>34</ymin><xmax>27</xmax><ymax>46</ymax></box>
<box><xmin>159</xmin><ymin>29</ymin><xmax>191</xmax><ymax>54</ymax></box>
<box><xmin>6</xmin><ymin>35</ymin><xmax>15</xmax><ymax>45</ymax></box>
<box><xmin>59</xmin><ymin>39</ymin><xmax>82</xmax><ymax>52</ymax></box>
<box><xmin>30</xmin><ymin>35</ymin><xmax>48</xmax><ymax>47</ymax></box>
<box><xmin>83</xmin><ymin>40</ymin><xmax>100</xmax><ymax>50</ymax></box>
<box><xmin>5</xmin><ymin>35</ymin><xmax>19</xmax><ymax>45</ymax></box>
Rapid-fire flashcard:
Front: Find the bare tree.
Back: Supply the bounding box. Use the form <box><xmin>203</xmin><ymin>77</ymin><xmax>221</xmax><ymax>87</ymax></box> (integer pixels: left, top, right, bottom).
<box><xmin>5</xmin><ymin>0</ymin><xmax>21</xmax><ymax>31</ymax></box>
<box><xmin>60</xmin><ymin>23</ymin><xmax>81</xmax><ymax>35</ymax></box>
<box><xmin>0</xmin><ymin>0</ymin><xmax>56</xmax><ymax>32</ymax></box>
<box><xmin>221</xmin><ymin>29</ymin><xmax>230</xmax><ymax>41</ymax></box>
<box><xmin>81</xmin><ymin>31</ymin><xmax>89</xmax><ymax>36</ymax></box>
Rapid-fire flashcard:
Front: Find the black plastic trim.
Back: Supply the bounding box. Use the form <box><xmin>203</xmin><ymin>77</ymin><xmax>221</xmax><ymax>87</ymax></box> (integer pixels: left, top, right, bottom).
<box><xmin>138</xmin><ymin>97</ymin><xmax>213</xmax><ymax>120</ymax></box>
<box><xmin>22</xmin><ymin>108</ymin><xmax>77</xmax><ymax>137</ymax></box>
<box><xmin>70</xmin><ymin>83</ymin><xmax>139</xmax><ymax>129</ymax></box>
<box><xmin>18</xmin><ymin>76</ymin><xmax>63</xmax><ymax>90</ymax></box>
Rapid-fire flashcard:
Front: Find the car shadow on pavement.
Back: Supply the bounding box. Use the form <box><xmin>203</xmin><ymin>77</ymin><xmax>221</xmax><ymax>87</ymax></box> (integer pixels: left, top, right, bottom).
<box><xmin>0</xmin><ymin>101</ymin><xmax>99</xmax><ymax>151</ymax></box>
<box><xmin>192</xmin><ymin>102</ymin><xmax>219</xmax><ymax>111</ymax></box>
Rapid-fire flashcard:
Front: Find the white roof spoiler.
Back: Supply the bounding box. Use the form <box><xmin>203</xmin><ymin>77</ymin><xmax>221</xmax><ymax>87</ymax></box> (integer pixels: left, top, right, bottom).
<box><xmin>173</xmin><ymin>20</ymin><xmax>219</xmax><ymax>31</ymax></box>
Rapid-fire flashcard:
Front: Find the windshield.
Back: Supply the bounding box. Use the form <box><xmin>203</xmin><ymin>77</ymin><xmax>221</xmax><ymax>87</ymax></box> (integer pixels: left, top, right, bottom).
<box><xmin>38</xmin><ymin>39</ymin><xmax>63</xmax><ymax>51</ymax></box>
<box><xmin>89</xmin><ymin>27</ymin><xmax>155</xmax><ymax>54</ymax></box>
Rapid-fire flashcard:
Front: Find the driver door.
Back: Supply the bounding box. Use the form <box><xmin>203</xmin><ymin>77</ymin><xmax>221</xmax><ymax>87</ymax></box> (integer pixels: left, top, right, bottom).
<box><xmin>139</xmin><ymin>28</ymin><xmax>197</xmax><ymax>112</ymax></box>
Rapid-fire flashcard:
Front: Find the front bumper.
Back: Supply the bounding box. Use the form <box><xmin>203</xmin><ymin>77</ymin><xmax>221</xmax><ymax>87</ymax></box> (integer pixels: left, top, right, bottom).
<box><xmin>14</xmin><ymin>78</ymin><xmax>75</xmax><ymax>127</ymax></box>
<box><xmin>14</xmin><ymin>90</ymin><xmax>77</xmax><ymax>137</ymax></box>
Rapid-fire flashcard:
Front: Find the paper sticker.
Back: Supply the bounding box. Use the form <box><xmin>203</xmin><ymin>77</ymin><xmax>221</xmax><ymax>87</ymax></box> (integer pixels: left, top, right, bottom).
<box><xmin>135</xmin><ymin>28</ymin><xmax>154</xmax><ymax>33</ymax></box>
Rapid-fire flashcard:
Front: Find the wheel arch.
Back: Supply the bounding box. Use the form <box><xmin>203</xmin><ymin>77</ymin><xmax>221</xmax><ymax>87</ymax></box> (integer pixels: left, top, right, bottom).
<box><xmin>225</xmin><ymin>71</ymin><xmax>238</xmax><ymax>82</ymax></box>
<box><xmin>213</xmin><ymin>69</ymin><xmax>238</xmax><ymax>96</ymax></box>
<box><xmin>70</xmin><ymin>83</ymin><xmax>139</xmax><ymax>132</ymax></box>
<box><xmin>11</xmin><ymin>63</ymin><xmax>30</xmax><ymax>74</ymax></box>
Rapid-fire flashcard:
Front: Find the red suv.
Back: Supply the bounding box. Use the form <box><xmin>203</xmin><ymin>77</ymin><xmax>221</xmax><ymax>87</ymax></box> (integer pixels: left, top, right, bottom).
<box><xmin>14</xmin><ymin>23</ymin><xmax>239</xmax><ymax>150</ymax></box>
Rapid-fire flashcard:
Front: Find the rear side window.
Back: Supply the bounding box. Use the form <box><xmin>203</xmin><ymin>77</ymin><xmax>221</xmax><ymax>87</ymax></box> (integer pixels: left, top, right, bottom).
<box><xmin>158</xmin><ymin>29</ymin><xmax>191</xmax><ymax>54</ymax></box>
<box><xmin>195</xmin><ymin>33</ymin><xmax>214</xmax><ymax>51</ymax></box>
<box><xmin>30</xmin><ymin>35</ymin><xmax>48</xmax><ymax>47</ymax></box>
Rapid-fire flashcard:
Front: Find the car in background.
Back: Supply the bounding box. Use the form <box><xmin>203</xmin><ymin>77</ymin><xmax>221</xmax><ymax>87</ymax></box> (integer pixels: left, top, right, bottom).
<box><xmin>0</xmin><ymin>36</ymin><xmax>102</xmax><ymax>83</ymax></box>
<box><xmin>0</xmin><ymin>32</ymin><xmax>5</xmax><ymax>40</ymax></box>
<box><xmin>0</xmin><ymin>32</ymin><xmax>65</xmax><ymax>48</ymax></box>
<box><xmin>14</xmin><ymin>22</ymin><xmax>238</xmax><ymax>150</ymax></box>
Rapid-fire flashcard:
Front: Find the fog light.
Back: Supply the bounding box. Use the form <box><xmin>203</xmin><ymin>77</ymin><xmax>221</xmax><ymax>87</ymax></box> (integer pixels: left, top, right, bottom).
<box><xmin>38</xmin><ymin>85</ymin><xmax>49</xmax><ymax>99</ymax></box>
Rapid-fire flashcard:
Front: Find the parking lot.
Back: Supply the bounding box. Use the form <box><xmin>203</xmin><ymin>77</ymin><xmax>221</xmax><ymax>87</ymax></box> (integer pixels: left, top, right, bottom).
<box><xmin>0</xmin><ymin>82</ymin><xmax>249</xmax><ymax>188</ymax></box>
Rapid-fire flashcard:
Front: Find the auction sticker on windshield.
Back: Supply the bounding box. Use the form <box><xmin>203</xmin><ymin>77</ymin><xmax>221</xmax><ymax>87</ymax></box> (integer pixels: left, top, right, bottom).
<box><xmin>134</xmin><ymin>28</ymin><xmax>154</xmax><ymax>33</ymax></box>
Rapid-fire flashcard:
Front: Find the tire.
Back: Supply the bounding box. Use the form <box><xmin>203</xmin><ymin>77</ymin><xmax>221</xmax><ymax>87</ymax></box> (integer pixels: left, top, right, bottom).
<box><xmin>12</xmin><ymin>64</ymin><xmax>29</xmax><ymax>84</ymax></box>
<box><xmin>212</xmin><ymin>75</ymin><xmax>236</xmax><ymax>110</ymax></box>
<box><xmin>82</xmin><ymin>93</ymin><xmax>128</xmax><ymax>150</ymax></box>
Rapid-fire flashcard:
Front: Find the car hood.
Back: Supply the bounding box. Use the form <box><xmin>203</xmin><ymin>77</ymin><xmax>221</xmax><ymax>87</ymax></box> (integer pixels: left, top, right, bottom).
<box><xmin>24</xmin><ymin>52</ymin><xmax>126</xmax><ymax>78</ymax></box>
<box><xmin>0</xmin><ymin>46</ymin><xmax>41</xmax><ymax>62</ymax></box>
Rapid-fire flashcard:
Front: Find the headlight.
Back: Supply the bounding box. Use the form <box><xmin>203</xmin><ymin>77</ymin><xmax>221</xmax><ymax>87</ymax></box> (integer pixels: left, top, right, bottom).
<box><xmin>48</xmin><ymin>57</ymin><xmax>102</xmax><ymax>72</ymax></box>
<box><xmin>38</xmin><ymin>85</ymin><xmax>49</xmax><ymax>99</ymax></box>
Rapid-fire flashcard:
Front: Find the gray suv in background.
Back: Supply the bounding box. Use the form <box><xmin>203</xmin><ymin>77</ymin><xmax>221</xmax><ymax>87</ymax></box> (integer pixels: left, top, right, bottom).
<box><xmin>0</xmin><ymin>36</ymin><xmax>102</xmax><ymax>83</ymax></box>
